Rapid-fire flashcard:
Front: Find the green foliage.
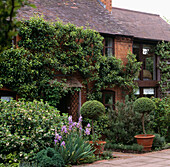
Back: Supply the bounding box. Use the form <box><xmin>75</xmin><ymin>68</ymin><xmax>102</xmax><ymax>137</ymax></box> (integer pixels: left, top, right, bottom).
<box><xmin>81</xmin><ymin>100</ymin><xmax>105</xmax><ymax>120</ymax></box>
<box><xmin>0</xmin><ymin>99</ymin><xmax>67</xmax><ymax>162</ymax></box>
<box><xmin>152</xmin><ymin>134</ymin><xmax>166</xmax><ymax>150</ymax></box>
<box><xmin>0</xmin><ymin>0</ymin><xmax>35</xmax><ymax>53</ymax></box>
<box><xmin>54</xmin><ymin>116</ymin><xmax>94</xmax><ymax>165</ymax></box>
<box><xmin>133</xmin><ymin>97</ymin><xmax>155</xmax><ymax>114</ymax></box>
<box><xmin>0</xmin><ymin>16</ymin><xmax>142</xmax><ymax>105</ymax></box>
<box><xmin>105</xmin><ymin>96</ymin><xmax>144</xmax><ymax>144</ymax></box>
<box><xmin>57</xmin><ymin>133</ymin><xmax>93</xmax><ymax>165</ymax></box>
<box><xmin>152</xmin><ymin>97</ymin><xmax>170</xmax><ymax>141</ymax></box>
<box><xmin>35</xmin><ymin>147</ymin><xmax>64</xmax><ymax>167</ymax></box>
<box><xmin>155</xmin><ymin>41</ymin><xmax>170</xmax><ymax>96</ymax></box>
<box><xmin>105</xmin><ymin>142</ymin><xmax>143</xmax><ymax>152</ymax></box>
<box><xmin>0</xmin><ymin>152</ymin><xmax>19</xmax><ymax>167</ymax></box>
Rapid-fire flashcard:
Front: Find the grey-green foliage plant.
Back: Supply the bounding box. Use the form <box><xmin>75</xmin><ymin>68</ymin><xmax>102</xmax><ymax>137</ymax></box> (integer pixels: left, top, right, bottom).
<box><xmin>152</xmin><ymin>134</ymin><xmax>166</xmax><ymax>150</ymax></box>
<box><xmin>57</xmin><ymin>133</ymin><xmax>93</xmax><ymax>165</ymax></box>
<box><xmin>35</xmin><ymin>147</ymin><xmax>64</xmax><ymax>167</ymax></box>
<box><xmin>133</xmin><ymin>97</ymin><xmax>155</xmax><ymax>134</ymax></box>
<box><xmin>0</xmin><ymin>99</ymin><xmax>67</xmax><ymax>162</ymax></box>
<box><xmin>105</xmin><ymin>96</ymin><xmax>143</xmax><ymax>144</ymax></box>
<box><xmin>81</xmin><ymin>100</ymin><xmax>105</xmax><ymax>140</ymax></box>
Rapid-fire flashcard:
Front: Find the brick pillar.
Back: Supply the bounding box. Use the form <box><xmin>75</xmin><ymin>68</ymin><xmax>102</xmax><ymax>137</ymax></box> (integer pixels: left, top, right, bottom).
<box><xmin>100</xmin><ymin>0</ymin><xmax>112</xmax><ymax>13</ymax></box>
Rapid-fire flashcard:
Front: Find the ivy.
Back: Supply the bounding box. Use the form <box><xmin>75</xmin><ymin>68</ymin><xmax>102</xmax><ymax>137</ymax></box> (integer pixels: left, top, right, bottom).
<box><xmin>0</xmin><ymin>16</ymin><xmax>142</xmax><ymax>106</ymax></box>
<box><xmin>155</xmin><ymin>41</ymin><xmax>170</xmax><ymax>96</ymax></box>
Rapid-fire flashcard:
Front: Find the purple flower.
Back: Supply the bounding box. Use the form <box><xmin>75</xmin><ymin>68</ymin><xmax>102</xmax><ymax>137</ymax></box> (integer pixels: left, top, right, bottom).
<box><xmin>79</xmin><ymin>126</ymin><xmax>82</xmax><ymax>131</ymax></box>
<box><xmin>54</xmin><ymin>139</ymin><xmax>58</xmax><ymax>145</ymax></box>
<box><xmin>55</xmin><ymin>133</ymin><xmax>62</xmax><ymax>141</ymax></box>
<box><xmin>76</xmin><ymin>122</ymin><xmax>80</xmax><ymax>128</ymax></box>
<box><xmin>85</xmin><ymin>128</ymin><xmax>90</xmax><ymax>135</ymax></box>
<box><xmin>61</xmin><ymin>141</ymin><xmax>65</xmax><ymax>146</ymax></box>
<box><xmin>69</xmin><ymin>124</ymin><xmax>72</xmax><ymax>131</ymax></box>
<box><xmin>87</xmin><ymin>123</ymin><xmax>91</xmax><ymax>128</ymax></box>
<box><xmin>72</xmin><ymin>122</ymin><xmax>77</xmax><ymax>127</ymax></box>
<box><xmin>68</xmin><ymin>116</ymin><xmax>72</xmax><ymax>124</ymax></box>
<box><xmin>78</xmin><ymin>115</ymin><xmax>82</xmax><ymax>123</ymax></box>
<box><xmin>61</xmin><ymin>125</ymin><xmax>67</xmax><ymax>133</ymax></box>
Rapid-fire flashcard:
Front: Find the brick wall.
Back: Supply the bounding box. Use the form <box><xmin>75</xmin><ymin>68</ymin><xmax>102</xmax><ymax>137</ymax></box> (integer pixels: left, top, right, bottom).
<box><xmin>114</xmin><ymin>36</ymin><xmax>133</xmax><ymax>65</ymax></box>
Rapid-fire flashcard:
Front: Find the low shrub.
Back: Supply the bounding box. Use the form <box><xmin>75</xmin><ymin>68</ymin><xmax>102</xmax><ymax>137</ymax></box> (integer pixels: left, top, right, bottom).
<box><xmin>105</xmin><ymin>142</ymin><xmax>143</xmax><ymax>152</ymax></box>
<box><xmin>0</xmin><ymin>99</ymin><xmax>67</xmax><ymax>163</ymax></box>
<box><xmin>152</xmin><ymin>134</ymin><xmax>166</xmax><ymax>150</ymax></box>
<box><xmin>35</xmin><ymin>147</ymin><xmax>64</xmax><ymax>167</ymax></box>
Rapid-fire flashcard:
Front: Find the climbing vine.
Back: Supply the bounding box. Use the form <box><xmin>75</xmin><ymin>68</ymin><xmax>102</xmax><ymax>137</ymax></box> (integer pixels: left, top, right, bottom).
<box><xmin>0</xmin><ymin>16</ymin><xmax>141</xmax><ymax>106</ymax></box>
<box><xmin>155</xmin><ymin>41</ymin><xmax>170</xmax><ymax>96</ymax></box>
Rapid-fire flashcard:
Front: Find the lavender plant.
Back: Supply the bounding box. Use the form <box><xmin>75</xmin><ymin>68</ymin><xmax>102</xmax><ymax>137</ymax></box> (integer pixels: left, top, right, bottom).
<box><xmin>54</xmin><ymin>115</ymin><xmax>93</xmax><ymax>165</ymax></box>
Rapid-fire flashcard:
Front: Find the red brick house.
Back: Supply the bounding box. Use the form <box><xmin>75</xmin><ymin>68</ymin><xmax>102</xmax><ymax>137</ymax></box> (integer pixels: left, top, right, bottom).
<box><xmin>1</xmin><ymin>0</ymin><xmax>170</xmax><ymax>119</ymax></box>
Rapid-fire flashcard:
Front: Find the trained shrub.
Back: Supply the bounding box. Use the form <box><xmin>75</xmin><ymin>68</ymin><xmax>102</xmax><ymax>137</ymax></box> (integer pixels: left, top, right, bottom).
<box><xmin>81</xmin><ymin>100</ymin><xmax>105</xmax><ymax>140</ymax></box>
<box><xmin>0</xmin><ymin>99</ymin><xmax>67</xmax><ymax>163</ymax></box>
<box><xmin>35</xmin><ymin>147</ymin><xmax>64</xmax><ymax>167</ymax></box>
<box><xmin>81</xmin><ymin>100</ymin><xmax>105</xmax><ymax>120</ymax></box>
<box><xmin>133</xmin><ymin>97</ymin><xmax>155</xmax><ymax>134</ymax></box>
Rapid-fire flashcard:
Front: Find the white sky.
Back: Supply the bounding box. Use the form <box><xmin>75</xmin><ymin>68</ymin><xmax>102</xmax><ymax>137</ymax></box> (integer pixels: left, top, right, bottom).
<box><xmin>112</xmin><ymin>0</ymin><xmax>170</xmax><ymax>21</ymax></box>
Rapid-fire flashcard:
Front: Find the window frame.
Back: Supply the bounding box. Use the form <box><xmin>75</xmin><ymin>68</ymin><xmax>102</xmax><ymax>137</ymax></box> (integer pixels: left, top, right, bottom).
<box><xmin>103</xmin><ymin>36</ymin><xmax>114</xmax><ymax>57</ymax></box>
<box><xmin>102</xmin><ymin>90</ymin><xmax>115</xmax><ymax>110</ymax></box>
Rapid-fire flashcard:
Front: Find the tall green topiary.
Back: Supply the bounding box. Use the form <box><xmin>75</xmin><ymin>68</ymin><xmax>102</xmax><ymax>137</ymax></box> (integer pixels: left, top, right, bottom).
<box><xmin>81</xmin><ymin>100</ymin><xmax>105</xmax><ymax>140</ymax></box>
<box><xmin>133</xmin><ymin>97</ymin><xmax>155</xmax><ymax>134</ymax></box>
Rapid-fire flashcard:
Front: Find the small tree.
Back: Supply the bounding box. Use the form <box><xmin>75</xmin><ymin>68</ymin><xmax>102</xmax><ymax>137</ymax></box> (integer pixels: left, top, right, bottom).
<box><xmin>80</xmin><ymin>100</ymin><xmax>105</xmax><ymax>140</ymax></box>
<box><xmin>133</xmin><ymin>97</ymin><xmax>155</xmax><ymax>134</ymax></box>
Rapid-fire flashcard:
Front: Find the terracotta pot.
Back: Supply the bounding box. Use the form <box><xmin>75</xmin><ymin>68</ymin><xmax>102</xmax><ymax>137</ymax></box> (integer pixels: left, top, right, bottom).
<box><xmin>135</xmin><ymin>134</ymin><xmax>155</xmax><ymax>151</ymax></box>
<box><xmin>89</xmin><ymin>141</ymin><xmax>106</xmax><ymax>154</ymax></box>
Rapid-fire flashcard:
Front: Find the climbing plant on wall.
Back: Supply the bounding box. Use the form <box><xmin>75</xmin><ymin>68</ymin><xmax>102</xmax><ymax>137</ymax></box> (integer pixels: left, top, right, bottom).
<box><xmin>155</xmin><ymin>41</ymin><xmax>170</xmax><ymax>96</ymax></box>
<box><xmin>0</xmin><ymin>16</ymin><xmax>141</xmax><ymax>106</ymax></box>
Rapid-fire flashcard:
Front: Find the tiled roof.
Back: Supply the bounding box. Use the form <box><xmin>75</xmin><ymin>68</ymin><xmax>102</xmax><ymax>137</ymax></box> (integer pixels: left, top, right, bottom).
<box><xmin>17</xmin><ymin>0</ymin><xmax>130</xmax><ymax>36</ymax></box>
<box><xmin>17</xmin><ymin>0</ymin><xmax>170</xmax><ymax>41</ymax></box>
<box><xmin>111</xmin><ymin>7</ymin><xmax>170</xmax><ymax>41</ymax></box>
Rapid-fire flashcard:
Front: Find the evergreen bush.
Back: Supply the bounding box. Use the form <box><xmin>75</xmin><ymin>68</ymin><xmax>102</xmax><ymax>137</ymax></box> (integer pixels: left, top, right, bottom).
<box><xmin>81</xmin><ymin>100</ymin><xmax>105</xmax><ymax>120</ymax></box>
<box><xmin>0</xmin><ymin>99</ymin><xmax>67</xmax><ymax>162</ymax></box>
<box><xmin>105</xmin><ymin>96</ymin><xmax>144</xmax><ymax>144</ymax></box>
<box><xmin>35</xmin><ymin>147</ymin><xmax>64</xmax><ymax>167</ymax></box>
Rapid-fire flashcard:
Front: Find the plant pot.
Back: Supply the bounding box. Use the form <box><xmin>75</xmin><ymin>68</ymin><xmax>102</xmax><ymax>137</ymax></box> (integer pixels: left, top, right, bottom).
<box><xmin>134</xmin><ymin>134</ymin><xmax>155</xmax><ymax>151</ymax></box>
<box><xmin>89</xmin><ymin>141</ymin><xmax>106</xmax><ymax>155</ymax></box>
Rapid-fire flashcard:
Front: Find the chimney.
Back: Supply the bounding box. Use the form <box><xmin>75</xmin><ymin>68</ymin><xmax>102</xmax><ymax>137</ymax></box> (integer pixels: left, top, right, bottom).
<box><xmin>99</xmin><ymin>0</ymin><xmax>112</xmax><ymax>13</ymax></box>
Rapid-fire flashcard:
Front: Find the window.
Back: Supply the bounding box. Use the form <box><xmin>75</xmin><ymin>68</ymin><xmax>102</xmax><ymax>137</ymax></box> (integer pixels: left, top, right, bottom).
<box><xmin>133</xmin><ymin>42</ymin><xmax>159</xmax><ymax>98</ymax></box>
<box><xmin>0</xmin><ymin>90</ymin><xmax>16</xmax><ymax>102</ymax></box>
<box><xmin>133</xmin><ymin>44</ymin><xmax>156</xmax><ymax>81</ymax></box>
<box><xmin>103</xmin><ymin>37</ymin><xmax>114</xmax><ymax>57</ymax></box>
<box><xmin>102</xmin><ymin>91</ymin><xmax>115</xmax><ymax>109</ymax></box>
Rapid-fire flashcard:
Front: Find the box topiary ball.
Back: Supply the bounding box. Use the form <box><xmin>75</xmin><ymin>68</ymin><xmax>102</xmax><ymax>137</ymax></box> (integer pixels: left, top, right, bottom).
<box><xmin>133</xmin><ymin>97</ymin><xmax>155</xmax><ymax>114</ymax></box>
<box><xmin>80</xmin><ymin>100</ymin><xmax>105</xmax><ymax>120</ymax></box>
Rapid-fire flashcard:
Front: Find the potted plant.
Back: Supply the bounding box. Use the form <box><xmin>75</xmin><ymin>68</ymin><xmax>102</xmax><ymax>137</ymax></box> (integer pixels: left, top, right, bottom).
<box><xmin>133</xmin><ymin>97</ymin><xmax>156</xmax><ymax>151</ymax></box>
<box><xmin>81</xmin><ymin>100</ymin><xmax>106</xmax><ymax>155</ymax></box>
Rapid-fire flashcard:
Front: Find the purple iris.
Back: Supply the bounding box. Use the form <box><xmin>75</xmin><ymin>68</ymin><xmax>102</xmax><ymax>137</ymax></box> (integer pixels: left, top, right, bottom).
<box><xmin>78</xmin><ymin>115</ymin><xmax>82</xmax><ymax>123</ymax></box>
<box><xmin>68</xmin><ymin>116</ymin><xmax>72</xmax><ymax>124</ymax></box>
<box><xmin>87</xmin><ymin>123</ymin><xmax>91</xmax><ymax>128</ymax></box>
<box><xmin>85</xmin><ymin>128</ymin><xmax>90</xmax><ymax>135</ymax></box>
<box><xmin>61</xmin><ymin>141</ymin><xmax>65</xmax><ymax>146</ymax></box>
<box><xmin>61</xmin><ymin>125</ymin><xmax>68</xmax><ymax>133</ymax></box>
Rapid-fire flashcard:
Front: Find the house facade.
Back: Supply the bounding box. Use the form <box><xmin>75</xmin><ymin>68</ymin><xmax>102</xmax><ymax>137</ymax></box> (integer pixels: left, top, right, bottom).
<box><xmin>1</xmin><ymin>0</ymin><xmax>170</xmax><ymax>119</ymax></box>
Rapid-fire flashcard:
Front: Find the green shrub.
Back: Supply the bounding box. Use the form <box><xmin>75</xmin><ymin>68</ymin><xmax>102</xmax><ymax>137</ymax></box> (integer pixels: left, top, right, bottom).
<box><xmin>152</xmin><ymin>97</ymin><xmax>170</xmax><ymax>141</ymax></box>
<box><xmin>152</xmin><ymin>134</ymin><xmax>166</xmax><ymax>150</ymax></box>
<box><xmin>133</xmin><ymin>97</ymin><xmax>155</xmax><ymax>114</ymax></box>
<box><xmin>133</xmin><ymin>97</ymin><xmax>155</xmax><ymax>134</ymax></box>
<box><xmin>0</xmin><ymin>99</ymin><xmax>67</xmax><ymax>162</ymax></box>
<box><xmin>105</xmin><ymin>96</ymin><xmax>144</xmax><ymax>144</ymax></box>
<box><xmin>81</xmin><ymin>100</ymin><xmax>105</xmax><ymax>120</ymax></box>
<box><xmin>35</xmin><ymin>147</ymin><xmax>64</xmax><ymax>167</ymax></box>
<box><xmin>105</xmin><ymin>142</ymin><xmax>143</xmax><ymax>152</ymax></box>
